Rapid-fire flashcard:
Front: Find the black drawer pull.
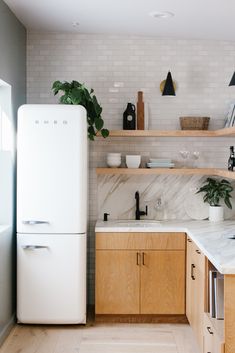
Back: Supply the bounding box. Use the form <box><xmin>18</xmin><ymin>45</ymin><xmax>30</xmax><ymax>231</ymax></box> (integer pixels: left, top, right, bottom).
<box><xmin>191</xmin><ymin>264</ymin><xmax>196</xmax><ymax>280</ymax></box>
<box><xmin>207</xmin><ymin>326</ymin><xmax>213</xmax><ymax>335</ymax></box>
<box><xmin>136</xmin><ymin>252</ymin><xmax>140</xmax><ymax>266</ymax></box>
<box><xmin>142</xmin><ymin>252</ymin><xmax>146</xmax><ymax>266</ymax></box>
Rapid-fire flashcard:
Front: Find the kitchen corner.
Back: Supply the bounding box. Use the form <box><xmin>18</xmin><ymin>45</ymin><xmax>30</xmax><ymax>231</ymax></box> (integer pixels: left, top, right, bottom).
<box><xmin>95</xmin><ymin>218</ymin><xmax>235</xmax><ymax>352</ymax></box>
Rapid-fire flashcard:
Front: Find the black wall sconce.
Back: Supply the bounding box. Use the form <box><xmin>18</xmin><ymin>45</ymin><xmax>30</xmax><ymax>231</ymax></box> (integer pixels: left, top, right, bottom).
<box><xmin>229</xmin><ymin>71</ymin><xmax>235</xmax><ymax>86</ymax></box>
<box><xmin>160</xmin><ymin>71</ymin><xmax>176</xmax><ymax>96</ymax></box>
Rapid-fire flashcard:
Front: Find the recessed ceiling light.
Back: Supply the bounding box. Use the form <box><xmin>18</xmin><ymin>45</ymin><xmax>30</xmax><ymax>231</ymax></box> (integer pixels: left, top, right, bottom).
<box><xmin>72</xmin><ymin>22</ymin><xmax>80</xmax><ymax>27</ymax></box>
<box><xmin>149</xmin><ymin>11</ymin><xmax>174</xmax><ymax>19</ymax></box>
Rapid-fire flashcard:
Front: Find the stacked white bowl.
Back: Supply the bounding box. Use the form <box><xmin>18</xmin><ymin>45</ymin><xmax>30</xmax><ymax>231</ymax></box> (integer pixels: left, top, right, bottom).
<box><xmin>126</xmin><ymin>155</ymin><xmax>141</xmax><ymax>168</ymax></box>
<box><xmin>107</xmin><ymin>153</ymin><xmax>122</xmax><ymax>168</ymax></box>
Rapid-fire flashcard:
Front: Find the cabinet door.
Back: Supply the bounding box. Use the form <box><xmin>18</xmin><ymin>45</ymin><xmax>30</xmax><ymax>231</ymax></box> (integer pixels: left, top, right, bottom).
<box><xmin>194</xmin><ymin>245</ymin><xmax>205</xmax><ymax>350</ymax></box>
<box><xmin>95</xmin><ymin>250</ymin><xmax>140</xmax><ymax>314</ymax></box>
<box><xmin>140</xmin><ymin>250</ymin><xmax>185</xmax><ymax>314</ymax></box>
<box><xmin>187</xmin><ymin>239</ymin><xmax>205</xmax><ymax>351</ymax></box>
<box><xmin>186</xmin><ymin>237</ymin><xmax>194</xmax><ymax>323</ymax></box>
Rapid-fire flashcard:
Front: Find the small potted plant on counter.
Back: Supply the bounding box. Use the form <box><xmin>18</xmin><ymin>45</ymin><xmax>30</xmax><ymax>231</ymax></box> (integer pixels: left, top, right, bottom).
<box><xmin>197</xmin><ymin>177</ymin><xmax>233</xmax><ymax>222</ymax></box>
<box><xmin>52</xmin><ymin>80</ymin><xmax>109</xmax><ymax>141</ymax></box>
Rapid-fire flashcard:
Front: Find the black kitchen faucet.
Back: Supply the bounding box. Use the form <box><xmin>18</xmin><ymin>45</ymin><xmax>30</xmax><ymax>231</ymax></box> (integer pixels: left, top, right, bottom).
<box><xmin>135</xmin><ymin>191</ymin><xmax>148</xmax><ymax>220</ymax></box>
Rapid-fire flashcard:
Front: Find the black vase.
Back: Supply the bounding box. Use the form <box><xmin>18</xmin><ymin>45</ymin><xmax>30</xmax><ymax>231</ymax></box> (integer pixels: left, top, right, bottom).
<box><xmin>123</xmin><ymin>103</ymin><xmax>136</xmax><ymax>130</ymax></box>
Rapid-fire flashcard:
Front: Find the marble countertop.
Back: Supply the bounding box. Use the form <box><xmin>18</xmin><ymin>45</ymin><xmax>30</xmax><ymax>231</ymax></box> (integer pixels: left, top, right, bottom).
<box><xmin>95</xmin><ymin>220</ymin><xmax>235</xmax><ymax>274</ymax></box>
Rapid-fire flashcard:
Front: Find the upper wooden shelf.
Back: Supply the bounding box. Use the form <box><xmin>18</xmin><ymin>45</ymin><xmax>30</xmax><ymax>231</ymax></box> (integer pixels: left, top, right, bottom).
<box><xmin>99</xmin><ymin>126</ymin><xmax>235</xmax><ymax>137</ymax></box>
<box><xmin>96</xmin><ymin>167</ymin><xmax>235</xmax><ymax>180</ymax></box>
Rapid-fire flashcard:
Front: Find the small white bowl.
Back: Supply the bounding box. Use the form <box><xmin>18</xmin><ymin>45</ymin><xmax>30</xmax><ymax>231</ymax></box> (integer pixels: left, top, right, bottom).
<box><xmin>107</xmin><ymin>156</ymin><xmax>121</xmax><ymax>160</ymax></box>
<box><xmin>107</xmin><ymin>158</ymin><xmax>121</xmax><ymax>163</ymax></box>
<box><xmin>126</xmin><ymin>155</ymin><xmax>141</xmax><ymax>168</ymax></box>
<box><xmin>107</xmin><ymin>160</ymin><xmax>121</xmax><ymax>168</ymax></box>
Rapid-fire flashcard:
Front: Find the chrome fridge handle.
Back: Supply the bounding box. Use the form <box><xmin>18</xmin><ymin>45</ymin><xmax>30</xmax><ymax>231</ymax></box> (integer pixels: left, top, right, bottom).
<box><xmin>22</xmin><ymin>245</ymin><xmax>49</xmax><ymax>250</ymax></box>
<box><xmin>22</xmin><ymin>220</ymin><xmax>50</xmax><ymax>225</ymax></box>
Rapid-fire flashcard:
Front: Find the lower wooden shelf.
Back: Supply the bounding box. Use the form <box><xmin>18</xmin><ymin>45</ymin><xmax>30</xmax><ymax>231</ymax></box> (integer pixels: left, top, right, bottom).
<box><xmin>96</xmin><ymin>167</ymin><xmax>235</xmax><ymax>180</ymax></box>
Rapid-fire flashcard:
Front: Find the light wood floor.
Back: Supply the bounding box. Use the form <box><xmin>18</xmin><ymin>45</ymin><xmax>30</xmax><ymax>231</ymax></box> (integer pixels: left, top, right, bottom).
<box><xmin>0</xmin><ymin>323</ymin><xmax>199</xmax><ymax>353</ymax></box>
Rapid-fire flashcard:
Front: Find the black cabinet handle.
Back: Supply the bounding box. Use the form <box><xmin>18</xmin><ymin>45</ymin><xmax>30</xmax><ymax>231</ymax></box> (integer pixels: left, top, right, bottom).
<box><xmin>196</xmin><ymin>249</ymin><xmax>201</xmax><ymax>254</ymax></box>
<box><xmin>191</xmin><ymin>264</ymin><xmax>196</xmax><ymax>280</ymax></box>
<box><xmin>142</xmin><ymin>252</ymin><xmax>146</xmax><ymax>266</ymax></box>
<box><xmin>207</xmin><ymin>326</ymin><xmax>213</xmax><ymax>335</ymax></box>
<box><xmin>136</xmin><ymin>252</ymin><xmax>140</xmax><ymax>266</ymax></box>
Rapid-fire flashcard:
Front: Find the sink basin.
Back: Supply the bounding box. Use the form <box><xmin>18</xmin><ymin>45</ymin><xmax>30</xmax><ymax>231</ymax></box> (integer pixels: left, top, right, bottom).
<box><xmin>115</xmin><ymin>220</ymin><xmax>162</xmax><ymax>227</ymax></box>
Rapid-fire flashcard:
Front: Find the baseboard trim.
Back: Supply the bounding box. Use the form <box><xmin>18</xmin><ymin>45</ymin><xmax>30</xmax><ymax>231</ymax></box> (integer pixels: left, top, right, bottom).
<box><xmin>0</xmin><ymin>315</ymin><xmax>15</xmax><ymax>347</ymax></box>
<box><xmin>95</xmin><ymin>314</ymin><xmax>188</xmax><ymax>324</ymax></box>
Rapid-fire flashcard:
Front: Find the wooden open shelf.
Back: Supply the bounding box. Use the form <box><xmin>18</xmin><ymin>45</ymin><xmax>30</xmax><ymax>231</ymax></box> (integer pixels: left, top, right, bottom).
<box><xmin>98</xmin><ymin>126</ymin><xmax>235</xmax><ymax>138</ymax></box>
<box><xmin>96</xmin><ymin>168</ymin><xmax>235</xmax><ymax>180</ymax></box>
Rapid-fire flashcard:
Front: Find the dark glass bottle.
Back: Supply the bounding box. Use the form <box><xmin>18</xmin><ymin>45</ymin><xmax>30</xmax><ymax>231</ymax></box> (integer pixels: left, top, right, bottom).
<box><xmin>123</xmin><ymin>103</ymin><xmax>136</xmax><ymax>130</ymax></box>
<box><xmin>228</xmin><ymin>146</ymin><xmax>235</xmax><ymax>171</ymax></box>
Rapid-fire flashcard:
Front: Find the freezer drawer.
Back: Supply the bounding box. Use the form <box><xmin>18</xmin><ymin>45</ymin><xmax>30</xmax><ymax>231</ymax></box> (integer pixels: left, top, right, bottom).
<box><xmin>17</xmin><ymin>233</ymin><xmax>86</xmax><ymax>324</ymax></box>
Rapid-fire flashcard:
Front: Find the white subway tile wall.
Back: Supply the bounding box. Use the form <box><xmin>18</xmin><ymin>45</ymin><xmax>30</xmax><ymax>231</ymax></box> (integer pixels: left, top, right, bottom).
<box><xmin>27</xmin><ymin>32</ymin><xmax>235</xmax><ymax>303</ymax></box>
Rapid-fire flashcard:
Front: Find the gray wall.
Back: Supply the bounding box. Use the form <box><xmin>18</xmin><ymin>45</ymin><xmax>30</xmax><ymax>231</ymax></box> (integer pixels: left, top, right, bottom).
<box><xmin>0</xmin><ymin>0</ymin><xmax>26</xmax><ymax>344</ymax></box>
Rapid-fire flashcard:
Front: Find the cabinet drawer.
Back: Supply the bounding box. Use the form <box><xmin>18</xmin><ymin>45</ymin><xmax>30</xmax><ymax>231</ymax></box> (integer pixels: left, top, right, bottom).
<box><xmin>96</xmin><ymin>232</ymin><xmax>185</xmax><ymax>250</ymax></box>
<box><xmin>203</xmin><ymin>313</ymin><xmax>224</xmax><ymax>353</ymax></box>
<box><xmin>187</xmin><ymin>237</ymin><xmax>205</xmax><ymax>273</ymax></box>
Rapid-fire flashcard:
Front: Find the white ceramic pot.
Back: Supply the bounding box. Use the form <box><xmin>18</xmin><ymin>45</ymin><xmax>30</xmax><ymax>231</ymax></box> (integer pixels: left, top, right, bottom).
<box><xmin>107</xmin><ymin>159</ymin><xmax>121</xmax><ymax>168</ymax></box>
<box><xmin>209</xmin><ymin>206</ymin><xmax>224</xmax><ymax>222</ymax></box>
<box><xmin>126</xmin><ymin>155</ymin><xmax>141</xmax><ymax>168</ymax></box>
<box><xmin>106</xmin><ymin>153</ymin><xmax>121</xmax><ymax>168</ymax></box>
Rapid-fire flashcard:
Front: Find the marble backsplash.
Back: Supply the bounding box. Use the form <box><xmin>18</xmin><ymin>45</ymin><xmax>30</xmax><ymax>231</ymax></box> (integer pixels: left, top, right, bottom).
<box><xmin>98</xmin><ymin>174</ymin><xmax>235</xmax><ymax>221</ymax></box>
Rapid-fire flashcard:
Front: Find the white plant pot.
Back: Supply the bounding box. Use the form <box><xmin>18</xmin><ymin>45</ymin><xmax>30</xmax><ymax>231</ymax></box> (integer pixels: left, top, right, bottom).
<box><xmin>209</xmin><ymin>206</ymin><xmax>224</xmax><ymax>222</ymax></box>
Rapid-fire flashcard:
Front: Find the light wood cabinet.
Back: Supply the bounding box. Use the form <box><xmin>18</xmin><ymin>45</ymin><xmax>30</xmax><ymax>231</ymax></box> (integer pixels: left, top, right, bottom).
<box><xmin>186</xmin><ymin>237</ymin><xmax>193</xmax><ymax>322</ymax></box>
<box><xmin>96</xmin><ymin>231</ymin><xmax>235</xmax><ymax>353</ymax></box>
<box><xmin>203</xmin><ymin>313</ymin><xmax>224</xmax><ymax>353</ymax></box>
<box><xmin>140</xmin><ymin>250</ymin><xmax>185</xmax><ymax>314</ymax></box>
<box><xmin>95</xmin><ymin>250</ymin><xmax>140</xmax><ymax>314</ymax></box>
<box><xmin>96</xmin><ymin>232</ymin><xmax>186</xmax><ymax>315</ymax></box>
<box><xmin>186</xmin><ymin>237</ymin><xmax>205</xmax><ymax>351</ymax></box>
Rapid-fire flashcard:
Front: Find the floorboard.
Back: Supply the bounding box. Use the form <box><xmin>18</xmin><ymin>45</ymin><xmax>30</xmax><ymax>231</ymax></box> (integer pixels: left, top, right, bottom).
<box><xmin>0</xmin><ymin>322</ymin><xmax>200</xmax><ymax>353</ymax></box>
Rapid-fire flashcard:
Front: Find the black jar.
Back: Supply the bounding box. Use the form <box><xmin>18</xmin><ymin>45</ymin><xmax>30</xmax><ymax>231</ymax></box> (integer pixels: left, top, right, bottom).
<box><xmin>123</xmin><ymin>103</ymin><xmax>136</xmax><ymax>130</ymax></box>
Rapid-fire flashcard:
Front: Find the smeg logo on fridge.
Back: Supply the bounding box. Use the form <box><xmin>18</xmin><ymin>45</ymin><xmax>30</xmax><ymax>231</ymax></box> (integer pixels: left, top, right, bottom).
<box><xmin>34</xmin><ymin>120</ymin><xmax>68</xmax><ymax>125</ymax></box>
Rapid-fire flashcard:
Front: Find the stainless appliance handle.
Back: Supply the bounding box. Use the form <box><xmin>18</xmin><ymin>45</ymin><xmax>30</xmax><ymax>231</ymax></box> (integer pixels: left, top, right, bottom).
<box><xmin>22</xmin><ymin>220</ymin><xmax>50</xmax><ymax>225</ymax></box>
<box><xmin>22</xmin><ymin>245</ymin><xmax>49</xmax><ymax>250</ymax></box>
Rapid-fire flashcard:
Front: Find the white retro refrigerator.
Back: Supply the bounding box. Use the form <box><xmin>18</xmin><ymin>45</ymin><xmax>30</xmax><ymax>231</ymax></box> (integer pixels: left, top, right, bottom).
<box><xmin>17</xmin><ymin>104</ymin><xmax>87</xmax><ymax>324</ymax></box>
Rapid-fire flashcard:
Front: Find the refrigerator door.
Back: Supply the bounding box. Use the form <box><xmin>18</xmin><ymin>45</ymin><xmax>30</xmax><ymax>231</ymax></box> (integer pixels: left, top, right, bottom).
<box><xmin>17</xmin><ymin>233</ymin><xmax>86</xmax><ymax>324</ymax></box>
<box><xmin>17</xmin><ymin>105</ymin><xmax>87</xmax><ymax>234</ymax></box>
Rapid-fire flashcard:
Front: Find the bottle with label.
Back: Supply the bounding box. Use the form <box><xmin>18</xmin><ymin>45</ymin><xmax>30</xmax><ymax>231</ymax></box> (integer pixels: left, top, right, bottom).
<box><xmin>123</xmin><ymin>103</ymin><xmax>136</xmax><ymax>130</ymax></box>
<box><xmin>228</xmin><ymin>146</ymin><xmax>235</xmax><ymax>171</ymax></box>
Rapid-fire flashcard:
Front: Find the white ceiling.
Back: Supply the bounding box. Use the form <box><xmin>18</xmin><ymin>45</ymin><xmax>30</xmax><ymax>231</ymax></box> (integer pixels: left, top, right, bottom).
<box><xmin>3</xmin><ymin>0</ymin><xmax>235</xmax><ymax>41</ymax></box>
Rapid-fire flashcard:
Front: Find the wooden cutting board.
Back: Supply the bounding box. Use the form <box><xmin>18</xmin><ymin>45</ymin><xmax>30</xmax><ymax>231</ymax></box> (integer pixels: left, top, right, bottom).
<box><xmin>137</xmin><ymin>91</ymin><xmax>145</xmax><ymax>130</ymax></box>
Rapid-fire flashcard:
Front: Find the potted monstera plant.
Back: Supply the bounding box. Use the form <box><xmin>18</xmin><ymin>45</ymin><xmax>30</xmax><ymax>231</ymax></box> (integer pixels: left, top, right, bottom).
<box><xmin>52</xmin><ymin>80</ymin><xmax>109</xmax><ymax>141</ymax></box>
<box><xmin>197</xmin><ymin>177</ymin><xmax>233</xmax><ymax>222</ymax></box>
